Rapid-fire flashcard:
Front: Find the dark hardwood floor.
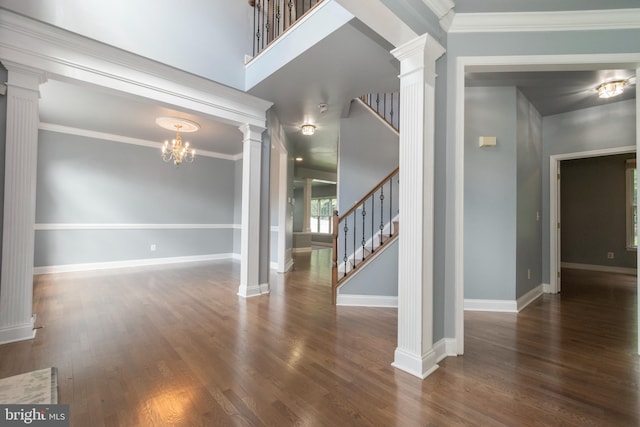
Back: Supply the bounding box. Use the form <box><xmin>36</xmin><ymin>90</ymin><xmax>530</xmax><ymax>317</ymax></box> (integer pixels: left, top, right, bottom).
<box><xmin>0</xmin><ymin>254</ymin><xmax>638</xmax><ymax>426</ymax></box>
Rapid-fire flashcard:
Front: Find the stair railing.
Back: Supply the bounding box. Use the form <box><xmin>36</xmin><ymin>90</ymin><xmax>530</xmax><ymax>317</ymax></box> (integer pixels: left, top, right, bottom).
<box><xmin>331</xmin><ymin>167</ymin><xmax>399</xmax><ymax>304</ymax></box>
<box><xmin>359</xmin><ymin>93</ymin><xmax>400</xmax><ymax>132</ymax></box>
<box><xmin>250</xmin><ymin>0</ymin><xmax>324</xmax><ymax>57</ymax></box>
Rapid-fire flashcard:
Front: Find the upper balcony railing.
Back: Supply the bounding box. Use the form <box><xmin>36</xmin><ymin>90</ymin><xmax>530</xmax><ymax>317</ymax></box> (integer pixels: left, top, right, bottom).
<box><xmin>250</xmin><ymin>0</ymin><xmax>324</xmax><ymax>57</ymax></box>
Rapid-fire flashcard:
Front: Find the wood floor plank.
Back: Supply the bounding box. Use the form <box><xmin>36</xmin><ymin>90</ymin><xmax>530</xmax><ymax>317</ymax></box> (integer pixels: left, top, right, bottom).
<box><xmin>0</xmin><ymin>254</ymin><xmax>638</xmax><ymax>426</ymax></box>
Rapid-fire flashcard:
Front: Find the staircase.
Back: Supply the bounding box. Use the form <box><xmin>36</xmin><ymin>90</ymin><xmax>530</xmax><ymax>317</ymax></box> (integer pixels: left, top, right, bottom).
<box><xmin>331</xmin><ymin>92</ymin><xmax>401</xmax><ymax>304</ymax></box>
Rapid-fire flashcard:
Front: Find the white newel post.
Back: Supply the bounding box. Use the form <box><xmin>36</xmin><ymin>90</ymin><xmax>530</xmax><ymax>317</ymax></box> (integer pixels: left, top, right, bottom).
<box><xmin>238</xmin><ymin>124</ymin><xmax>269</xmax><ymax>297</ymax></box>
<box><xmin>390</xmin><ymin>34</ymin><xmax>445</xmax><ymax>379</ymax></box>
<box><xmin>0</xmin><ymin>62</ymin><xmax>46</xmax><ymax>344</ymax></box>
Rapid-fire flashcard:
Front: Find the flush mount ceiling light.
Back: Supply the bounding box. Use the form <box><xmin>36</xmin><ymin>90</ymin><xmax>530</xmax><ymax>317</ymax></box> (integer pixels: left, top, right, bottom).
<box><xmin>156</xmin><ymin>117</ymin><xmax>200</xmax><ymax>165</ymax></box>
<box><xmin>596</xmin><ymin>80</ymin><xmax>627</xmax><ymax>99</ymax></box>
<box><xmin>301</xmin><ymin>124</ymin><xmax>316</xmax><ymax>136</ymax></box>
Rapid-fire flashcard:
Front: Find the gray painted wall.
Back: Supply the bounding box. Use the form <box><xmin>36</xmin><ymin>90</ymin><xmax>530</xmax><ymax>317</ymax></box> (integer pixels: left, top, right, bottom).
<box><xmin>464</xmin><ymin>87</ymin><xmax>518</xmax><ymax>300</ymax></box>
<box><xmin>515</xmin><ymin>90</ymin><xmax>543</xmax><ymax>298</ymax></box>
<box><xmin>561</xmin><ymin>153</ymin><xmax>637</xmax><ymax>269</ymax></box>
<box><xmin>338</xmin><ymin>100</ymin><xmax>399</xmax><ymax>211</ymax></box>
<box><xmin>338</xmin><ymin>238</ymin><xmax>398</xmax><ymax>296</ymax></box>
<box><xmin>542</xmin><ymin>99</ymin><xmax>636</xmax><ymax>282</ymax></box>
<box><xmin>0</xmin><ymin>0</ymin><xmax>253</xmax><ymax>90</ymax></box>
<box><xmin>35</xmin><ymin>130</ymin><xmax>238</xmax><ymax>267</ymax></box>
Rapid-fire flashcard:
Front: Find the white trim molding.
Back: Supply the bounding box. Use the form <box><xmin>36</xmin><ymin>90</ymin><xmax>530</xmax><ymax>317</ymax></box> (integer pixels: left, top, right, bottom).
<box><xmin>449</xmin><ymin>9</ymin><xmax>640</xmax><ymax>33</ymax></box>
<box><xmin>517</xmin><ymin>284</ymin><xmax>544</xmax><ymax>312</ymax></box>
<box><xmin>39</xmin><ymin>123</ymin><xmax>242</xmax><ymax>161</ymax></box>
<box><xmin>35</xmin><ymin>223</ymin><xmax>239</xmax><ymax>231</ymax></box>
<box><xmin>433</xmin><ymin>338</ymin><xmax>458</xmax><ymax>363</ymax></box>
<box><xmin>464</xmin><ymin>299</ymin><xmax>517</xmax><ymax>313</ymax></box>
<box><xmin>336</xmin><ymin>294</ymin><xmax>398</xmax><ymax>308</ymax></box>
<box><xmin>33</xmin><ymin>253</ymin><xmax>235</xmax><ymax>275</ymax></box>
<box><xmin>561</xmin><ymin>262</ymin><xmax>637</xmax><ymax>276</ymax></box>
<box><xmin>0</xmin><ymin>9</ymin><xmax>272</xmax><ymax>128</ymax></box>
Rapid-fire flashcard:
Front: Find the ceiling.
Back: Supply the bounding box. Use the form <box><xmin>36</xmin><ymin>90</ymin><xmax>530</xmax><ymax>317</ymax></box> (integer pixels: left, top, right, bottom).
<box><xmin>33</xmin><ymin>3</ymin><xmax>638</xmax><ymax>175</ymax></box>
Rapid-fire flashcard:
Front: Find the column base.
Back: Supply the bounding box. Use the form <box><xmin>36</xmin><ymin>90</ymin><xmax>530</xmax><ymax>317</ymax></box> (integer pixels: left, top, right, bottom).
<box><xmin>392</xmin><ymin>347</ymin><xmax>439</xmax><ymax>379</ymax></box>
<box><xmin>237</xmin><ymin>283</ymin><xmax>270</xmax><ymax>298</ymax></box>
<box><xmin>0</xmin><ymin>316</ymin><xmax>36</xmax><ymax>345</ymax></box>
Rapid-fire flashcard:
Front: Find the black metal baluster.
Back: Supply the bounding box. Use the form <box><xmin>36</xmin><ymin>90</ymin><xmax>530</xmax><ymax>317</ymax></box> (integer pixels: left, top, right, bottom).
<box><xmin>383</xmin><ymin>93</ymin><xmax>387</xmax><ymax>122</ymax></box>
<box><xmin>390</xmin><ymin>93</ymin><xmax>395</xmax><ymax>130</ymax></box>
<box><xmin>353</xmin><ymin>211</ymin><xmax>357</xmax><ymax>268</ymax></box>
<box><xmin>275</xmin><ymin>2</ymin><xmax>281</xmax><ymax>38</ymax></box>
<box><xmin>288</xmin><ymin>0</ymin><xmax>293</xmax><ymax>29</ymax></box>
<box><xmin>361</xmin><ymin>204</ymin><xmax>366</xmax><ymax>261</ymax></box>
<box><xmin>389</xmin><ymin>177</ymin><xmax>393</xmax><ymax>237</ymax></box>
<box><xmin>343</xmin><ymin>218</ymin><xmax>348</xmax><ymax>277</ymax></box>
<box><xmin>375</xmin><ymin>93</ymin><xmax>380</xmax><ymax>115</ymax></box>
<box><xmin>379</xmin><ymin>186</ymin><xmax>384</xmax><ymax>245</ymax></box>
<box><xmin>371</xmin><ymin>195</ymin><xmax>375</xmax><ymax>253</ymax></box>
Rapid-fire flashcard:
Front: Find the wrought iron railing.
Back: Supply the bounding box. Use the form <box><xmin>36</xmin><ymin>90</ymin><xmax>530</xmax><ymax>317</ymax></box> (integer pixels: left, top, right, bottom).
<box><xmin>250</xmin><ymin>0</ymin><xmax>324</xmax><ymax>57</ymax></box>
<box><xmin>331</xmin><ymin>168</ymin><xmax>399</xmax><ymax>304</ymax></box>
<box><xmin>360</xmin><ymin>93</ymin><xmax>400</xmax><ymax>132</ymax></box>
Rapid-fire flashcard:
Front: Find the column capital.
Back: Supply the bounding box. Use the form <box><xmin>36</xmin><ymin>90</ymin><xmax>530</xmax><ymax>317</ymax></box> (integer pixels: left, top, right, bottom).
<box><xmin>239</xmin><ymin>123</ymin><xmax>266</xmax><ymax>142</ymax></box>
<box><xmin>391</xmin><ymin>33</ymin><xmax>445</xmax><ymax>82</ymax></box>
<box><xmin>2</xmin><ymin>61</ymin><xmax>47</xmax><ymax>93</ymax></box>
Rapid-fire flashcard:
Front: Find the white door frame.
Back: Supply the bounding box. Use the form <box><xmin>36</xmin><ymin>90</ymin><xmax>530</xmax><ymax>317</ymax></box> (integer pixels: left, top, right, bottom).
<box><xmin>454</xmin><ymin>54</ymin><xmax>640</xmax><ymax>356</ymax></box>
<box><xmin>549</xmin><ymin>146</ymin><xmax>636</xmax><ymax>294</ymax></box>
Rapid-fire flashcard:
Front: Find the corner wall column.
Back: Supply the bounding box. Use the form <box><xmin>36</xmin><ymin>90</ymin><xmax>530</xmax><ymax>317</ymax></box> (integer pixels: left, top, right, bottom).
<box><xmin>390</xmin><ymin>34</ymin><xmax>445</xmax><ymax>379</ymax></box>
<box><xmin>303</xmin><ymin>178</ymin><xmax>312</xmax><ymax>232</ymax></box>
<box><xmin>238</xmin><ymin>124</ymin><xmax>270</xmax><ymax>297</ymax></box>
<box><xmin>0</xmin><ymin>62</ymin><xmax>46</xmax><ymax>344</ymax></box>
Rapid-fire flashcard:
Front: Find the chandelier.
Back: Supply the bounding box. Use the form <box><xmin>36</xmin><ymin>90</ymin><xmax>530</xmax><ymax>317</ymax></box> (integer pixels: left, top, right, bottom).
<box><xmin>156</xmin><ymin>117</ymin><xmax>199</xmax><ymax>166</ymax></box>
<box><xmin>596</xmin><ymin>80</ymin><xmax>627</xmax><ymax>99</ymax></box>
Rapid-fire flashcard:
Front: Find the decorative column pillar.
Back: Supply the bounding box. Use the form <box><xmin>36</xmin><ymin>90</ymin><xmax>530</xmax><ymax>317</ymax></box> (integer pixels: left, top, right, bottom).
<box><xmin>238</xmin><ymin>124</ymin><xmax>269</xmax><ymax>297</ymax></box>
<box><xmin>390</xmin><ymin>34</ymin><xmax>445</xmax><ymax>379</ymax></box>
<box><xmin>303</xmin><ymin>178</ymin><xmax>312</xmax><ymax>232</ymax></box>
<box><xmin>0</xmin><ymin>62</ymin><xmax>46</xmax><ymax>344</ymax></box>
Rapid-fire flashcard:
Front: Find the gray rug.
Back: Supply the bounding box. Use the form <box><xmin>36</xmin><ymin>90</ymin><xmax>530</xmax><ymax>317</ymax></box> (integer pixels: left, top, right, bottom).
<box><xmin>0</xmin><ymin>367</ymin><xmax>58</xmax><ymax>404</ymax></box>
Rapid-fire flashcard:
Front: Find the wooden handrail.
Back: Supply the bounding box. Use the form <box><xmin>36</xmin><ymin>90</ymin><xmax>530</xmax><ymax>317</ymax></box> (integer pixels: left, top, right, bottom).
<box><xmin>337</xmin><ymin>167</ymin><xmax>399</xmax><ymax>223</ymax></box>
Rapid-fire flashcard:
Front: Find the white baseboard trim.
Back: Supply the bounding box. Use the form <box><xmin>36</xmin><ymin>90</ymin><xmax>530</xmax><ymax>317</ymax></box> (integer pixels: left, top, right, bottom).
<box><xmin>561</xmin><ymin>262</ymin><xmax>637</xmax><ymax>275</ymax></box>
<box><xmin>464</xmin><ymin>299</ymin><xmax>517</xmax><ymax>313</ymax></box>
<box><xmin>283</xmin><ymin>258</ymin><xmax>294</xmax><ymax>272</ymax></box>
<box><xmin>292</xmin><ymin>247</ymin><xmax>312</xmax><ymax>253</ymax></box>
<box><xmin>517</xmin><ymin>284</ymin><xmax>543</xmax><ymax>311</ymax></box>
<box><xmin>336</xmin><ymin>294</ymin><xmax>398</xmax><ymax>308</ymax></box>
<box><xmin>433</xmin><ymin>338</ymin><xmax>458</xmax><ymax>362</ymax></box>
<box><xmin>0</xmin><ymin>316</ymin><xmax>36</xmax><ymax>345</ymax></box>
<box><xmin>542</xmin><ymin>283</ymin><xmax>553</xmax><ymax>293</ymax></box>
<box><xmin>33</xmin><ymin>253</ymin><xmax>235</xmax><ymax>275</ymax></box>
<box><xmin>237</xmin><ymin>282</ymin><xmax>270</xmax><ymax>298</ymax></box>
<box><xmin>311</xmin><ymin>241</ymin><xmax>332</xmax><ymax>247</ymax></box>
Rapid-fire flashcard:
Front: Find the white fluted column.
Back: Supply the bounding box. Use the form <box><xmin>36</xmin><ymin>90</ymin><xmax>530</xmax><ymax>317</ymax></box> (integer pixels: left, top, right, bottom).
<box><xmin>390</xmin><ymin>34</ymin><xmax>445</xmax><ymax>379</ymax></box>
<box><xmin>238</xmin><ymin>124</ymin><xmax>269</xmax><ymax>297</ymax></box>
<box><xmin>0</xmin><ymin>62</ymin><xmax>46</xmax><ymax>344</ymax></box>
<box><xmin>303</xmin><ymin>178</ymin><xmax>312</xmax><ymax>232</ymax></box>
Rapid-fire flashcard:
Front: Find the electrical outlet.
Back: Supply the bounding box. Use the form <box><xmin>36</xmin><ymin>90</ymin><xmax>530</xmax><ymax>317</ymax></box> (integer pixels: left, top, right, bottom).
<box><xmin>150</xmin><ymin>244</ymin><xmax>157</xmax><ymax>252</ymax></box>
<box><xmin>527</xmin><ymin>269</ymin><xmax>531</xmax><ymax>280</ymax></box>
<box><xmin>607</xmin><ymin>252</ymin><xmax>614</xmax><ymax>259</ymax></box>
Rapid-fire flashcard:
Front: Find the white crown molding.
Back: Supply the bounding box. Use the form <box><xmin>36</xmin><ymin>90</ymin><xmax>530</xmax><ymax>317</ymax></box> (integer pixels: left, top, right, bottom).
<box><xmin>449</xmin><ymin>8</ymin><xmax>640</xmax><ymax>33</ymax></box>
<box><xmin>39</xmin><ymin>123</ymin><xmax>242</xmax><ymax>161</ymax></box>
<box><xmin>0</xmin><ymin>9</ymin><xmax>272</xmax><ymax>128</ymax></box>
<box><xmin>34</xmin><ymin>223</ymin><xmax>240</xmax><ymax>231</ymax></box>
<box><xmin>420</xmin><ymin>0</ymin><xmax>455</xmax><ymax>19</ymax></box>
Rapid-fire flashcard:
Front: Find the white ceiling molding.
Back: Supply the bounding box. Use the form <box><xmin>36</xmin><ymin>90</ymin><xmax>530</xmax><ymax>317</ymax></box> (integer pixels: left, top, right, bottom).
<box><xmin>39</xmin><ymin>123</ymin><xmax>242</xmax><ymax>161</ymax></box>
<box><xmin>0</xmin><ymin>9</ymin><xmax>272</xmax><ymax>129</ymax></box>
<box><xmin>421</xmin><ymin>0</ymin><xmax>455</xmax><ymax>19</ymax></box>
<box><xmin>449</xmin><ymin>8</ymin><xmax>640</xmax><ymax>33</ymax></box>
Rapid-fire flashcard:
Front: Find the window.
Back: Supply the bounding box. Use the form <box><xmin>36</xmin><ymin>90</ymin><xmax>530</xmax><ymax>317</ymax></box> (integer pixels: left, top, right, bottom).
<box><xmin>310</xmin><ymin>197</ymin><xmax>337</xmax><ymax>233</ymax></box>
<box><xmin>626</xmin><ymin>159</ymin><xmax>637</xmax><ymax>250</ymax></box>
